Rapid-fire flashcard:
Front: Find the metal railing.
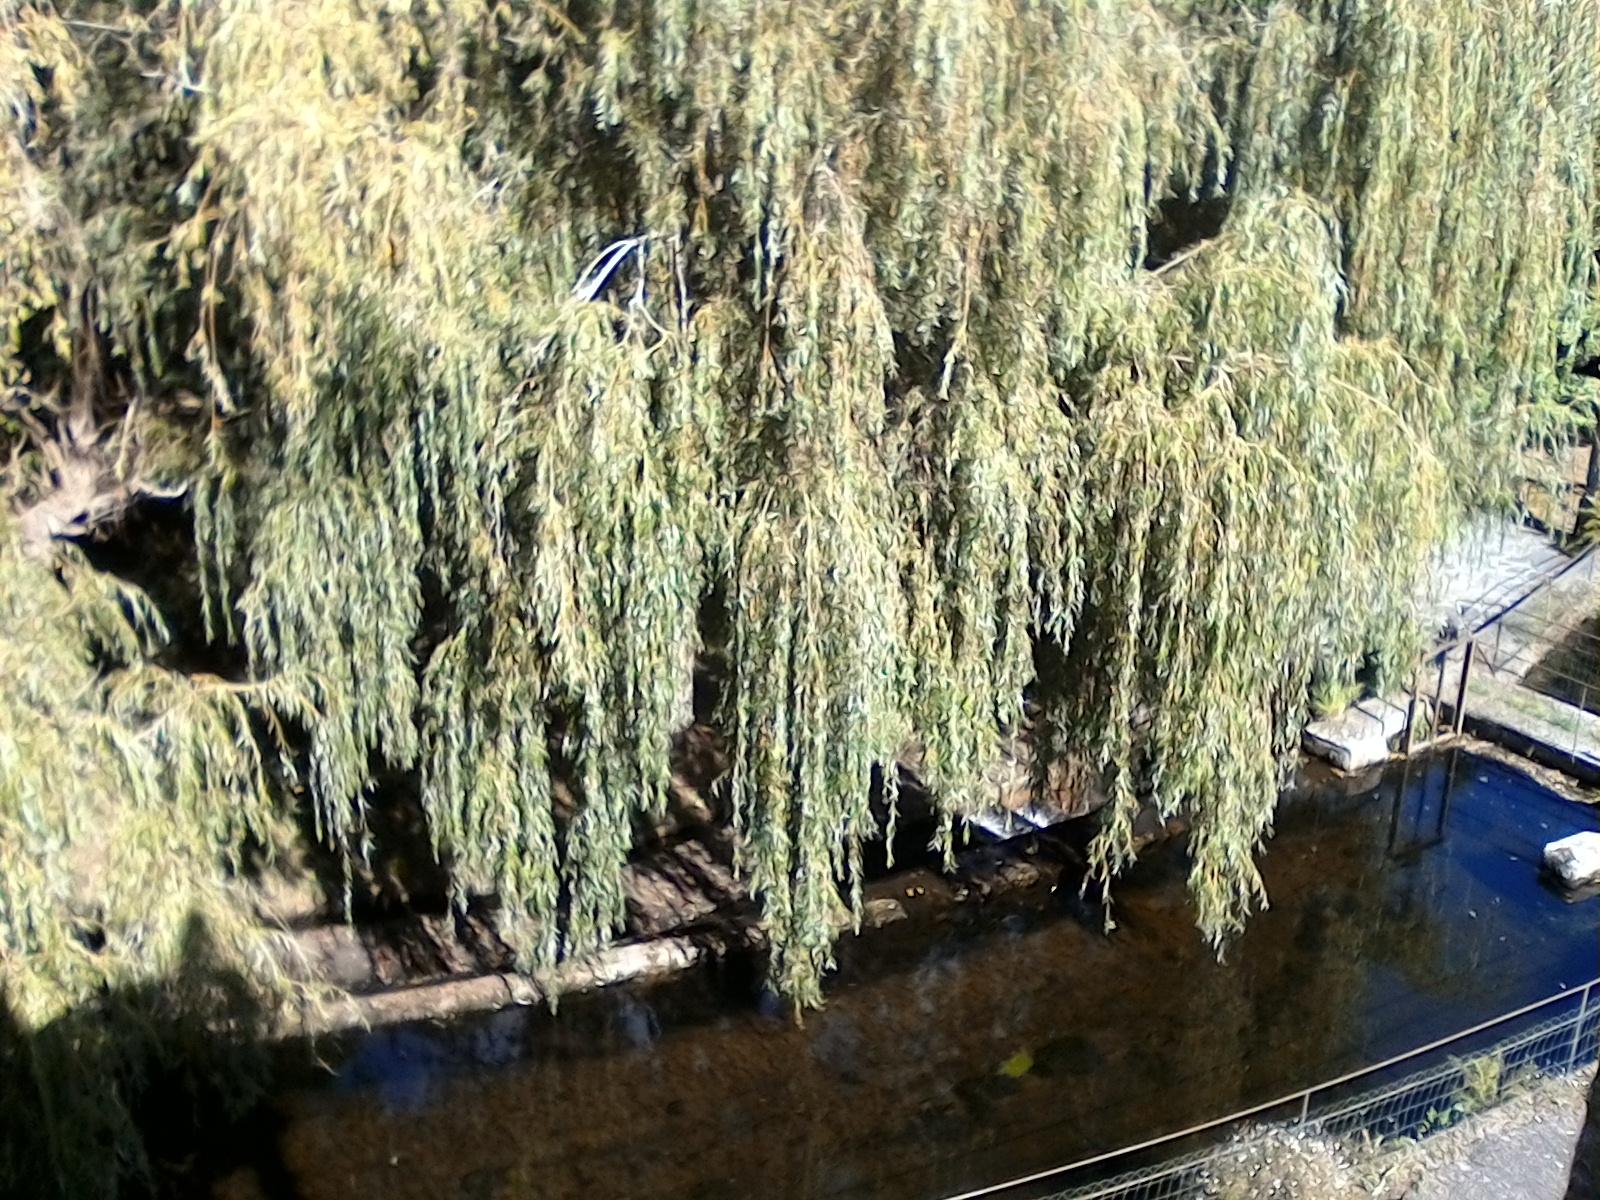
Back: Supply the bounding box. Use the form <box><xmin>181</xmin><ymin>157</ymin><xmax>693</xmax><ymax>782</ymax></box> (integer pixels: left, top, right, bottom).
<box><xmin>941</xmin><ymin>979</ymin><xmax>1599</xmax><ymax>1200</ymax></box>
<box><xmin>1397</xmin><ymin>545</ymin><xmax>1600</xmax><ymax>763</ymax></box>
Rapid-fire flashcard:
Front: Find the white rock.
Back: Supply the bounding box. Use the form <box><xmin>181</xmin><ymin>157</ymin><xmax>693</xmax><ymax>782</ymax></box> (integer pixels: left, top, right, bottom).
<box><xmin>1543</xmin><ymin>831</ymin><xmax>1600</xmax><ymax>889</ymax></box>
<box><xmin>1302</xmin><ymin>696</ymin><xmax>1410</xmax><ymax>771</ymax></box>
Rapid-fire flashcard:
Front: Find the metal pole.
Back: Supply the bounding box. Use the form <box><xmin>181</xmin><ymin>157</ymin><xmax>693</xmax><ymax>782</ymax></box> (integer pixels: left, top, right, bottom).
<box><xmin>1437</xmin><ymin>745</ymin><xmax>1458</xmax><ymax>839</ymax></box>
<box><xmin>1452</xmin><ymin>639</ymin><xmax>1474</xmax><ymax>736</ymax></box>
<box><xmin>1298</xmin><ymin>1091</ymin><xmax>1311</xmax><ymax>1125</ymax></box>
<box><xmin>1403</xmin><ymin>667</ymin><xmax>1420</xmax><ymax>756</ymax></box>
<box><xmin>1568</xmin><ymin>981</ymin><xmax>1592</xmax><ymax>1073</ymax></box>
<box><xmin>1387</xmin><ymin>753</ymin><xmax>1411</xmax><ymax>856</ymax></box>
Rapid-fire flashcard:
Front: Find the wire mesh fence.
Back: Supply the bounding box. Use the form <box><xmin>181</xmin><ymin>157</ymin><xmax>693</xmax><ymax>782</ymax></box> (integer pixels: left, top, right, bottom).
<box><xmin>944</xmin><ymin>980</ymin><xmax>1598</xmax><ymax>1200</ymax></box>
<box><xmin>1312</xmin><ymin>998</ymin><xmax>1598</xmax><ymax>1144</ymax></box>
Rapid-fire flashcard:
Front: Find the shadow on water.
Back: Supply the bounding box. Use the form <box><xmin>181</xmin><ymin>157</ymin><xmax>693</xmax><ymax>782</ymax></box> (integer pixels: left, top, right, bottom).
<box><xmin>0</xmin><ymin>915</ymin><xmax>296</xmax><ymax>1200</ymax></box>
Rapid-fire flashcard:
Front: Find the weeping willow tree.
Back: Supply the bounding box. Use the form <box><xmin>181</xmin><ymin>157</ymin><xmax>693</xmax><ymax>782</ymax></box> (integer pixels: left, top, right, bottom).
<box><xmin>4</xmin><ymin>0</ymin><xmax>1600</xmax><ymax>1093</ymax></box>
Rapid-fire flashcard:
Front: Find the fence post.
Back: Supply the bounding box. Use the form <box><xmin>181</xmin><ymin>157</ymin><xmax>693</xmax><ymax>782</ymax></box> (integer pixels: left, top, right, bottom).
<box><xmin>1404</xmin><ymin>668</ymin><xmax>1420</xmax><ymax>755</ymax></box>
<box><xmin>1568</xmin><ymin>981</ymin><xmax>1593</xmax><ymax>1073</ymax></box>
<box><xmin>1575</xmin><ymin>683</ymin><xmax>1587</xmax><ymax>759</ymax></box>
<box><xmin>1452</xmin><ymin>640</ymin><xmax>1474</xmax><ymax>737</ymax></box>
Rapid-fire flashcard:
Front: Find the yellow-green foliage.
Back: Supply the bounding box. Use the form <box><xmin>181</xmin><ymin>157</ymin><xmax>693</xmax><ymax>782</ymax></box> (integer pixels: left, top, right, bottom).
<box><xmin>0</xmin><ymin>507</ymin><xmax>309</xmax><ymax>1194</ymax></box>
<box><xmin>2</xmin><ymin>0</ymin><xmax>1598</xmax><ymax>1025</ymax></box>
<box><xmin>0</xmin><ymin>515</ymin><xmax>302</xmax><ymax>1028</ymax></box>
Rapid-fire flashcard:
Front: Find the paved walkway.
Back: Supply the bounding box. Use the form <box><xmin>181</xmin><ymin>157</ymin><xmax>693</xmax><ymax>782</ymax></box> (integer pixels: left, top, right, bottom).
<box><xmin>1410</xmin><ymin>1082</ymin><xmax>1584</xmax><ymax>1200</ymax></box>
<box><xmin>1413</xmin><ymin>1111</ymin><xmax>1579</xmax><ymax>1199</ymax></box>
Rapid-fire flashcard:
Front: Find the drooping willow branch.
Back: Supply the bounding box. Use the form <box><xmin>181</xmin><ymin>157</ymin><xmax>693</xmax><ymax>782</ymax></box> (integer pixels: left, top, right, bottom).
<box><xmin>2</xmin><ymin>0</ymin><xmax>1597</xmax><ymax>1034</ymax></box>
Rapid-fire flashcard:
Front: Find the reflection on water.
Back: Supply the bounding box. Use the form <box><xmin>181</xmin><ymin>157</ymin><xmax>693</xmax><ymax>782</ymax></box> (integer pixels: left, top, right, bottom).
<box><xmin>218</xmin><ymin>750</ymin><xmax>1599</xmax><ymax>1200</ymax></box>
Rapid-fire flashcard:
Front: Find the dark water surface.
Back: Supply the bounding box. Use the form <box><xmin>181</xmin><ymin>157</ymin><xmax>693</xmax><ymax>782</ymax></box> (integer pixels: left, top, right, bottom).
<box><xmin>219</xmin><ymin>750</ymin><xmax>1599</xmax><ymax>1200</ymax></box>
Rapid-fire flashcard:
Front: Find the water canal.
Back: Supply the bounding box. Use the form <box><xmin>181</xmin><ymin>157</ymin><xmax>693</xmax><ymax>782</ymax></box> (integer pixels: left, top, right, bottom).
<box><xmin>212</xmin><ymin>749</ymin><xmax>1599</xmax><ymax>1200</ymax></box>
